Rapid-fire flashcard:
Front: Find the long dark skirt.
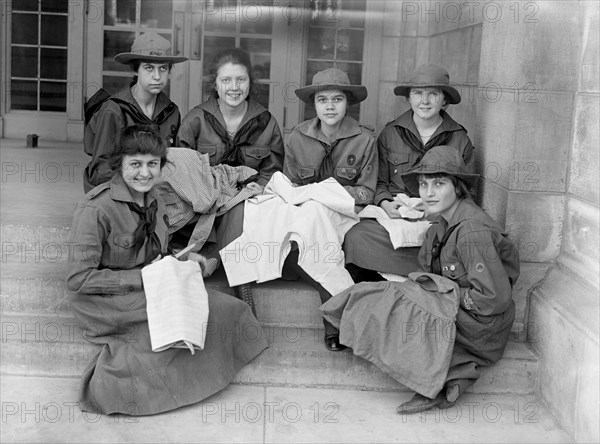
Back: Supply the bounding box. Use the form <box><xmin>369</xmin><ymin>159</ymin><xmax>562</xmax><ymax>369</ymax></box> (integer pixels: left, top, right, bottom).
<box><xmin>321</xmin><ymin>275</ymin><xmax>515</xmax><ymax>398</ymax></box>
<box><xmin>343</xmin><ymin>219</ymin><xmax>421</xmax><ymax>276</ymax></box>
<box><xmin>70</xmin><ymin>288</ymin><xmax>267</xmax><ymax>416</ymax></box>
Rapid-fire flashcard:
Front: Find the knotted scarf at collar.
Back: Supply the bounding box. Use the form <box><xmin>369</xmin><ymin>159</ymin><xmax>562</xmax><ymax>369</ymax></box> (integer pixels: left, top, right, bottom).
<box><xmin>396</xmin><ymin>126</ymin><xmax>453</xmax><ymax>167</ymax></box>
<box><xmin>317</xmin><ymin>140</ymin><xmax>339</xmax><ymax>181</ymax></box>
<box><xmin>429</xmin><ymin>223</ymin><xmax>460</xmax><ymax>275</ymax></box>
<box><xmin>127</xmin><ymin>199</ymin><xmax>161</xmax><ymax>266</ymax></box>
<box><xmin>203</xmin><ymin>109</ymin><xmax>271</xmax><ymax>167</ymax></box>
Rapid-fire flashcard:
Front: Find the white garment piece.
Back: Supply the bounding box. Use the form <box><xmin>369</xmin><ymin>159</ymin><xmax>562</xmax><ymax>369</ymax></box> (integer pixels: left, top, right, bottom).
<box><xmin>142</xmin><ymin>256</ymin><xmax>209</xmax><ymax>355</ymax></box>
<box><xmin>378</xmin><ymin>272</ymin><xmax>408</xmax><ymax>282</ymax></box>
<box><xmin>394</xmin><ymin>193</ymin><xmax>425</xmax><ymax>219</ymax></box>
<box><xmin>220</xmin><ymin>172</ymin><xmax>358</xmax><ymax>296</ymax></box>
<box><xmin>357</xmin><ymin>205</ymin><xmax>431</xmax><ymax>248</ymax></box>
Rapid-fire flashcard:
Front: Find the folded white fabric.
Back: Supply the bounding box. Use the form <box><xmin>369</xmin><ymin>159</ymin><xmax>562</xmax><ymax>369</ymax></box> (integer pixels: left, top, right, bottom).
<box><xmin>357</xmin><ymin>205</ymin><xmax>431</xmax><ymax>248</ymax></box>
<box><xmin>221</xmin><ymin>172</ymin><xmax>358</xmax><ymax>295</ymax></box>
<box><xmin>394</xmin><ymin>193</ymin><xmax>425</xmax><ymax>219</ymax></box>
<box><xmin>142</xmin><ymin>256</ymin><xmax>209</xmax><ymax>355</ymax></box>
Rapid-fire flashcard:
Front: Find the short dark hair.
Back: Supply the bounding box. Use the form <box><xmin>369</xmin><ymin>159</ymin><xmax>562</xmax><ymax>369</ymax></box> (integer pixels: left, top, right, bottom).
<box><xmin>208</xmin><ymin>48</ymin><xmax>256</xmax><ymax>98</ymax></box>
<box><xmin>107</xmin><ymin>125</ymin><xmax>168</xmax><ymax>176</ymax></box>
<box><xmin>418</xmin><ymin>172</ymin><xmax>473</xmax><ymax>199</ymax></box>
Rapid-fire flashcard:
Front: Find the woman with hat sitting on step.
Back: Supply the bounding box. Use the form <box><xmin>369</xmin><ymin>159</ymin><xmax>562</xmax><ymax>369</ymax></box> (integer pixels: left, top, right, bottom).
<box><xmin>83</xmin><ymin>32</ymin><xmax>187</xmax><ymax>193</ymax></box>
<box><xmin>67</xmin><ymin>125</ymin><xmax>267</xmax><ymax>416</ymax></box>
<box><xmin>344</xmin><ymin>64</ymin><xmax>475</xmax><ymax>282</ymax></box>
<box><xmin>282</xmin><ymin>67</ymin><xmax>377</xmax><ymax>351</ymax></box>
<box><xmin>395</xmin><ymin>145</ymin><xmax>518</xmax><ymax>413</ymax></box>
<box><xmin>322</xmin><ymin>145</ymin><xmax>519</xmax><ymax>413</ymax></box>
<box><xmin>176</xmin><ymin>48</ymin><xmax>284</xmax><ymax>315</ymax></box>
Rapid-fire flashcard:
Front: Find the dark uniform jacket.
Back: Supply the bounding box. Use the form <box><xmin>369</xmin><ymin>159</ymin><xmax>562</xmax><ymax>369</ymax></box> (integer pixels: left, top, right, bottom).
<box><xmin>375</xmin><ymin>109</ymin><xmax>474</xmax><ymax>205</ymax></box>
<box><xmin>283</xmin><ymin>116</ymin><xmax>377</xmax><ymax>207</ymax></box>
<box><xmin>67</xmin><ymin>173</ymin><xmax>169</xmax><ymax>293</ymax></box>
<box><xmin>83</xmin><ymin>88</ymin><xmax>181</xmax><ymax>193</ymax></box>
<box><xmin>418</xmin><ymin>198</ymin><xmax>520</xmax><ymax>316</ymax></box>
<box><xmin>177</xmin><ymin>96</ymin><xmax>284</xmax><ymax>187</ymax></box>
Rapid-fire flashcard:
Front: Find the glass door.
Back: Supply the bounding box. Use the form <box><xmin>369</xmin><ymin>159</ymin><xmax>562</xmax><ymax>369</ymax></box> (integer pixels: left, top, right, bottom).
<box><xmin>185</xmin><ymin>0</ymin><xmax>293</xmax><ymax>126</ymax></box>
<box><xmin>85</xmin><ymin>0</ymin><xmax>185</xmax><ymax>103</ymax></box>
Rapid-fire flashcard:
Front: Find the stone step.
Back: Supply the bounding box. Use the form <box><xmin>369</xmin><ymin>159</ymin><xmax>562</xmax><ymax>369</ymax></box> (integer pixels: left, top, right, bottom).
<box><xmin>1</xmin><ymin>312</ymin><xmax>538</xmax><ymax>394</ymax></box>
<box><xmin>1</xmin><ymin>375</ymin><xmax>572</xmax><ymax>444</ymax></box>
<box><xmin>1</xmin><ymin>259</ymin><xmax>532</xmax><ymax>341</ymax></box>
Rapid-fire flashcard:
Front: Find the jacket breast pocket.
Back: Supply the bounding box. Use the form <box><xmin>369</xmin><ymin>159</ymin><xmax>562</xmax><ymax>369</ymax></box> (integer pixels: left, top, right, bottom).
<box><xmin>113</xmin><ymin>233</ymin><xmax>136</xmax><ymax>249</ymax></box>
<box><xmin>244</xmin><ymin>146</ymin><xmax>270</xmax><ymax>168</ymax></box>
<box><xmin>335</xmin><ymin>166</ymin><xmax>358</xmax><ymax>182</ymax></box>
<box><xmin>387</xmin><ymin>153</ymin><xmax>410</xmax><ymax>175</ymax></box>
<box><xmin>111</xmin><ymin>232</ymin><xmax>138</xmax><ymax>266</ymax></box>
<box><xmin>297</xmin><ymin>166</ymin><xmax>316</xmax><ymax>182</ymax></box>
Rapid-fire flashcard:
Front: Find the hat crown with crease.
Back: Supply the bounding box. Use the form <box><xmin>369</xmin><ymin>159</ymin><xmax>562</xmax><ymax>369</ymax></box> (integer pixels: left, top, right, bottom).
<box><xmin>401</xmin><ymin>145</ymin><xmax>479</xmax><ymax>192</ymax></box>
<box><xmin>295</xmin><ymin>68</ymin><xmax>368</xmax><ymax>105</ymax></box>
<box><xmin>393</xmin><ymin>64</ymin><xmax>461</xmax><ymax>104</ymax></box>
<box><xmin>114</xmin><ymin>32</ymin><xmax>188</xmax><ymax>65</ymax></box>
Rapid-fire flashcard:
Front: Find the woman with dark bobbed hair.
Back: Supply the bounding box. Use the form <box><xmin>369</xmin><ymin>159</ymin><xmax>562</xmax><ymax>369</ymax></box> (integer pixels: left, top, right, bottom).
<box><xmin>68</xmin><ymin>125</ymin><xmax>267</xmax><ymax>416</ymax></box>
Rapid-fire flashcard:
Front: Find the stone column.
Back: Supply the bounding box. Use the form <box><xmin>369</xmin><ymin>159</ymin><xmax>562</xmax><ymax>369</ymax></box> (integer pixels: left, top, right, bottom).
<box><xmin>477</xmin><ymin>1</ymin><xmax>599</xmax><ymax>441</ymax></box>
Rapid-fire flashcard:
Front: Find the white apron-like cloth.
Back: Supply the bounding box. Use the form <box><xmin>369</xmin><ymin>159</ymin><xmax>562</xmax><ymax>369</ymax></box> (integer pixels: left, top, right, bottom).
<box><xmin>221</xmin><ymin>172</ymin><xmax>358</xmax><ymax>296</ymax></box>
<box><xmin>142</xmin><ymin>256</ymin><xmax>209</xmax><ymax>354</ymax></box>
<box><xmin>357</xmin><ymin>205</ymin><xmax>431</xmax><ymax>248</ymax></box>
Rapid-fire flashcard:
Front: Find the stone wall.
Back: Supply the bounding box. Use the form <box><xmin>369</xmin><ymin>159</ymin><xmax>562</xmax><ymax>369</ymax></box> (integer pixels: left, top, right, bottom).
<box><xmin>376</xmin><ymin>1</ymin><xmax>482</xmax><ymax>138</ymax></box>
<box><xmin>475</xmin><ymin>1</ymin><xmax>599</xmax><ymax>442</ymax></box>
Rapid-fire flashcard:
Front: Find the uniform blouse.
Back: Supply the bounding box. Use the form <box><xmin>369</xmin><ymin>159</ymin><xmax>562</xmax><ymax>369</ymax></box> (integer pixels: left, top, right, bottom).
<box><xmin>83</xmin><ymin>88</ymin><xmax>181</xmax><ymax>193</ymax></box>
<box><xmin>375</xmin><ymin>109</ymin><xmax>474</xmax><ymax>205</ymax></box>
<box><xmin>283</xmin><ymin>116</ymin><xmax>377</xmax><ymax>206</ymax></box>
<box><xmin>177</xmin><ymin>96</ymin><xmax>284</xmax><ymax>187</ymax></box>
<box><xmin>67</xmin><ymin>174</ymin><xmax>169</xmax><ymax>295</ymax></box>
<box><xmin>418</xmin><ymin>198</ymin><xmax>520</xmax><ymax>316</ymax></box>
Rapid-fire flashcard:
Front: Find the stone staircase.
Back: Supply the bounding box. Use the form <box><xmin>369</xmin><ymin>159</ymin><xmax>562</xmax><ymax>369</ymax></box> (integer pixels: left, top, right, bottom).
<box><xmin>0</xmin><ymin>141</ymin><xmax>539</xmax><ymax>396</ymax></box>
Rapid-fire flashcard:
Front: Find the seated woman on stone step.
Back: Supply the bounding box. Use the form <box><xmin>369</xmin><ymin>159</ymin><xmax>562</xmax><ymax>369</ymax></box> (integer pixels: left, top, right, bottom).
<box><xmin>176</xmin><ymin>47</ymin><xmax>284</xmax><ymax>315</ymax></box>
<box><xmin>322</xmin><ymin>146</ymin><xmax>519</xmax><ymax>414</ymax></box>
<box><xmin>281</xmin><ymin>68</ymin><xmax>377</xmax><ymax>352</ymax></box>
<box><xmin>344</xmin><ymin>64</ymin><xmax>475</xmax><ymax>282</ymax></box>
<box><xmin>66</xmin><ymin>125</ymin><xmax>267</xmax><ymax>416</ymax></box>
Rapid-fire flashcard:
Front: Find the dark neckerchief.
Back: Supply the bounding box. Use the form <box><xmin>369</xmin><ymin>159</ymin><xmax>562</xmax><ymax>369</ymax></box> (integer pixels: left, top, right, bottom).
<box><xmin>126</xmin><ymin>199</ymin><xmax>161</xmax><ymax>266</ymax></box>
<box><xmin>203</xmin><ymin>108</ymin><xmax>271</xmax><ymax>167</ymax></box>
<box><xmin>317</xmin><ymin>139</ymin><xmax>339</xmax><ymax>181</ymax></box>
<box><xmin>429</xmin><ymin>222</ymin><xmax>460</xmax><ymax>275</ymax></box>
<box><xmin>396</xmin><ymin>126</ymin><xmax>453</xmax><ymax>167</ymax></box>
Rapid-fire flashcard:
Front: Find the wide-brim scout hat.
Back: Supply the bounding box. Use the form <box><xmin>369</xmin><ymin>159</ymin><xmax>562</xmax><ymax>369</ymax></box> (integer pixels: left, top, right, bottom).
<box><xmin>295</xmin><ymin>68</ymin><xmax>368</xmax><ymax>105</ymax></box>
<box><xmin>401</xmin><ymin>145</ymin><xmax>479</xmax><ymax>191</ymax></box>
<box><xmin>114</xmin><ymin>32</ymin><xmax>188</xmax><ymax>64</ymax></box>
<box><xmin>393</xmin><ymin>64</ymin><xmax>461</xmax><ymax>105</ymax></box>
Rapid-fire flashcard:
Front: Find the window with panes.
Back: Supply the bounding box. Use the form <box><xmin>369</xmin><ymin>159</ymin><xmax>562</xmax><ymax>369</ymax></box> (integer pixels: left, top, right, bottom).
<box><xmin>304</xmin><ymin>0</ymin><xmax>366</xmax><ymax>121</ymax></box>
<box><xmin>10</xmin><ymin>0</ymin><xmax>69</xmax><ymax>111</ymax></box>
<box><xmin>101</xmin><ymin>0</ymin><xmax>176</xmax><ymax>94</ymax></box>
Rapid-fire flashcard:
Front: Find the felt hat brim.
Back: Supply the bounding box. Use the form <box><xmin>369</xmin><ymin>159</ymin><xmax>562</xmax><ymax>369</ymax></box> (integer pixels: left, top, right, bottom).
<box><xmin>295</xmin><ymin>84</ymin><xmax>368</xmax><ymax>105</ymax></box>
<box><xmin>394</xmin><ymin>84</ymin><xmax>461</xmax><ymax>104</ymax></box>
<box><xmin>114</xmin><ymin>53</ymin><xmax>188</xmax><ymax>65</ymax></box>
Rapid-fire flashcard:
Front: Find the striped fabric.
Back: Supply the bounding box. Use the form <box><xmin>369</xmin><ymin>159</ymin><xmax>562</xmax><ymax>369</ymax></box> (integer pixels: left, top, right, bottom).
<box><xmin>157</xmin><ymin>148</ymin><xmax>258</xmax><ymax>252</ymax></box>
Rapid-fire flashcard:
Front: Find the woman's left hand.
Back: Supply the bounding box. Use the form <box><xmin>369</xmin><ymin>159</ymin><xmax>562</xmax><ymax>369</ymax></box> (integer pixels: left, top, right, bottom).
<box><xmin>245</xmin><ymin>181</ymin><xmax>264</xmax><ymax>196</ymax></box>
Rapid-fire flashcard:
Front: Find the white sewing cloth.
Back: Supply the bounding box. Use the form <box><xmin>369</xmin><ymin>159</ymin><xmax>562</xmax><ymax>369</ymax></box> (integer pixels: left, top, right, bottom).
<box><xmin>357</xmin><ymin>204</ymin><xmax>431</xmax><ymax>248</ymax></box>
<box><xmin>142</xmin><ymin>256</ymin><xmax>209</xmax><ymax>354</ymax></box>
<box><xmin>220</xmin><ymin>172</ymin><xmax>358</xmax><ymax>295</ymax></box>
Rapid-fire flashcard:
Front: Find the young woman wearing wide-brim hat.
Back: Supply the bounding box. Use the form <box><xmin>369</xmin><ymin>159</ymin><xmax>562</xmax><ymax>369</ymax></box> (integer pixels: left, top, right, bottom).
<box><xmin>281</xmin><ymin>67</ymin><xmax>377</xmax><ymax>352</ymax></box>
<box><xmin>323</xmin><ymin>145</ymin><xmax>519</xmax><ymax>414</ymax></box>
<box><xmin>344</xmin><ymin>64</ymin><xmax>475</xmax><ymax>281</ymax></box>
<box><xmin>83</xmin><ymin>32</ymin><xmax>188</xmax><ymax>193</ymax></box>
